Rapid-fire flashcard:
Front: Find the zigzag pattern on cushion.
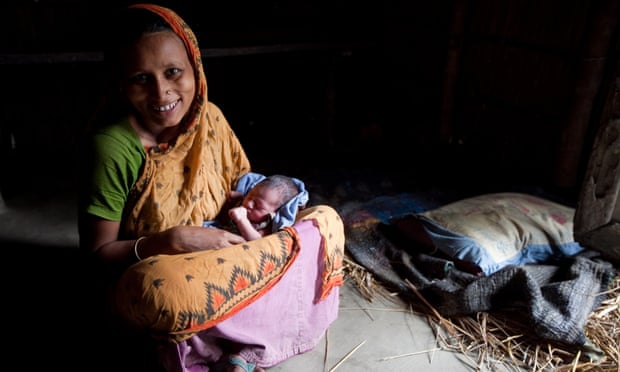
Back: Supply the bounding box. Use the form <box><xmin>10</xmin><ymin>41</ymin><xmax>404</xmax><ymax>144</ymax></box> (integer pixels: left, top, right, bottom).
<box><xmin>194</xmin><ymin>238</ymin><xmax>294</xmax><ymax>318</ymax></box>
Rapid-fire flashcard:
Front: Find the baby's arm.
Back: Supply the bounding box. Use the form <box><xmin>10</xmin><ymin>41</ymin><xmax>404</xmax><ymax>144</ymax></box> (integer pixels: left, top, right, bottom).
<box><xmin>228</xmin><ymin>206</ymin><xmax>262</xmax><ymax>241</ymax></box>
<box><xmin>214</xmin><ymin>191</ymin><xmax>245</xmax><ymax>226</ymax></box>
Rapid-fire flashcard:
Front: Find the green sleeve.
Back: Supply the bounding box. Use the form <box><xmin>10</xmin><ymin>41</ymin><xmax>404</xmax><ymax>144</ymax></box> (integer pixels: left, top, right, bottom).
<box><xmin>80</xmin><ymin>119</ymin><xmax>145</xmax><ymax>221</ymax></box>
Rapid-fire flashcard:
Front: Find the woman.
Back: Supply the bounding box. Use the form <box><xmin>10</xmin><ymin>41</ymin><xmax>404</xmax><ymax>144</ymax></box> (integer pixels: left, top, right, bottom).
<box><xmin>78</xmin><ymin>4</ymin><xmax>344</xmax><ymax>372</ymax></box>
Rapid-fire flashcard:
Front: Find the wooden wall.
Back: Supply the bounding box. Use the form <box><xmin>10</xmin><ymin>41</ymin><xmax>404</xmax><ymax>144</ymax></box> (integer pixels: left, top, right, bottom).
<box><xmin>1</xmin><ymin>0</ymin><xmax>618</xmax><ymax>200</ymax></box>
<box><xmin>438</xmin><ymin>0</ymin><xmax>620</xmax><ymax>192</ymax></box>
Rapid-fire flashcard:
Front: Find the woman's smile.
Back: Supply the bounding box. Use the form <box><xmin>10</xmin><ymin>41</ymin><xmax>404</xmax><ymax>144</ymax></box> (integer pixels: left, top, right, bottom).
<box><xmin>152</xmin><ymin>100</ymin><xmax>179</xmax><ymax>112</ymax></box>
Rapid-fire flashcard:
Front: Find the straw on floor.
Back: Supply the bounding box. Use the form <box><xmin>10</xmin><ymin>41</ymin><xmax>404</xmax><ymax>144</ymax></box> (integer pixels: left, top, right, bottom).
<box><xmin>343</xmin><ymin>257</ymin><xmax>619</xmax><ymax>371</ymax></box>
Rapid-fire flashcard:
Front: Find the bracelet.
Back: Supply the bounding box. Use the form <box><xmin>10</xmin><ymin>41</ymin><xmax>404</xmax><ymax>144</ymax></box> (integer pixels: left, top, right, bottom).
<box><xmin>134</xmin><ymin>236</ymin><xmax>147</xmax><ymax>261</ymax></box>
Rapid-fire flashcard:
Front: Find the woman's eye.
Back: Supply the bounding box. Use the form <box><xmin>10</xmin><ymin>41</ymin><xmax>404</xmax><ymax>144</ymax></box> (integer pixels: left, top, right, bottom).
<box><xmin>167</xmin><ymin>67</ymin><xmax>181</xmax><ymax>77</ymax></box>
<box><xmin>128</xmin><ymin>74</ymin><xmax>149</xmax><ymax>84</ymax></box>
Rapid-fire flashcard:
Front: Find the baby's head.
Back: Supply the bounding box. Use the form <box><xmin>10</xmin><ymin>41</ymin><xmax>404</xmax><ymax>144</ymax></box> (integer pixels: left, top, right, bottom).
<box><xmin>242</xmin><ymin>175</ymin><xmax>299</xmax><ymax>222</ymax></box>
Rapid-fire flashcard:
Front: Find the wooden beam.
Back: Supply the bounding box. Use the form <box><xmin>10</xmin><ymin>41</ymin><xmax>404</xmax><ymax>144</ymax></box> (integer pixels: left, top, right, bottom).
<box><xmin>0</xmin><ymin>42</ymin><xmax>374</xmax><ymax>65</ymax></box>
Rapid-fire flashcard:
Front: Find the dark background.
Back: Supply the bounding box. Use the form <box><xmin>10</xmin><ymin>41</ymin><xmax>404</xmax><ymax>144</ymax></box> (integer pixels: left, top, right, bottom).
<box><xmin>1</xmin><ymin>1</ymin><xmax>619</xmax><ymax>370</ymax></box>
<box><xmin>1</xmin><ymin>0</ymin><xmax>619</xmax><ymax>202</ymax></box>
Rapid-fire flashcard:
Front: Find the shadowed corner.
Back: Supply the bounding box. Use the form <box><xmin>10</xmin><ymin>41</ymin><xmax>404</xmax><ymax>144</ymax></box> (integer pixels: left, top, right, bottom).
<box><xmin>0</xmin><ymin>194</ymin><xmax>163</xmax><ymax>371</ymax></box>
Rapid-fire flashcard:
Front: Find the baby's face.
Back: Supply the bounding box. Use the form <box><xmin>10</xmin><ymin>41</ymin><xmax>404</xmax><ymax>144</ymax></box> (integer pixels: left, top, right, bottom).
<box><xmin>242</xmin><ymin>187</ymin><xmax>281</xmax><ymax>223</ymax></box>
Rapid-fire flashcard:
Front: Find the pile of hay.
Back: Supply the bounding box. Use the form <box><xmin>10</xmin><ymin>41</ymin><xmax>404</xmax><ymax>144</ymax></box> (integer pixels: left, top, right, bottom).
<box><xmin>343</xmin><ymin>257</ymin><xmax>619</xmax><ymax>371</ymax></box>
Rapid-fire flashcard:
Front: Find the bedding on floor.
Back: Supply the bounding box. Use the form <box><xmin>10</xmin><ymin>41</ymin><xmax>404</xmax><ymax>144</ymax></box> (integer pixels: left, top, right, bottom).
<box><xmin>337</xmin><ymin>191</ymin><xmax>617</xmax><ymax>358</ymax></box>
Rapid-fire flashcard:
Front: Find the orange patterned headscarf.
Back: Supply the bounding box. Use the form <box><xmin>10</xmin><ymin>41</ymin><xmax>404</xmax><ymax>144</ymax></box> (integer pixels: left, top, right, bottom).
<box><xmin>122</xmin><ymin>4</ymin><xmax>251</xmax><ymax>237</ymax></box>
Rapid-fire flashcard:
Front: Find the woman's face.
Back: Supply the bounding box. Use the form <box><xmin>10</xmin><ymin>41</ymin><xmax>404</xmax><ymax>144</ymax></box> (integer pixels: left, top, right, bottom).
<box><xmin>121</xmin><ymin>31</ymin><xmax>195</xmax><ymax>135</ymax></box>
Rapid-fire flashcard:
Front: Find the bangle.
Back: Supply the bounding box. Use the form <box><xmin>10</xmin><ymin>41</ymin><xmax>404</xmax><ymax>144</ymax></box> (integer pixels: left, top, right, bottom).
<box><xmin>134</xmin><ymin>236</ymin><xmax>147</xmax><ymax>261</ymax></box>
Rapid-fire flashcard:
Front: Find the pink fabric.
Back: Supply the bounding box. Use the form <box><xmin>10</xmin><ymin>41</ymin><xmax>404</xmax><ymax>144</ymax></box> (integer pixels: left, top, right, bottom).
<box><xmin>159</xmin><ymin>220</ymin><xmax>341</xmax><ymax>371</ymax></box>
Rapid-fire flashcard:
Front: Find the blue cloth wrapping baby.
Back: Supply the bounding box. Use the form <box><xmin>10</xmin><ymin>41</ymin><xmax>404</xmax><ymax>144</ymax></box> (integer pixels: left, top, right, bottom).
<box><xmin>234</xmin><ymin>172</ymin><xmax>309</xmax><ymax>233</ymax></box>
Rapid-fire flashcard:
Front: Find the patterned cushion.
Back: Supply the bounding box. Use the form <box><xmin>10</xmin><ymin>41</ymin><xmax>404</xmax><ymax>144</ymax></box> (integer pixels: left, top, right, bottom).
<box><xmin>416</xmin><ymin>193</ymin><xmax>585</xmax><ymax>275</ymax></box>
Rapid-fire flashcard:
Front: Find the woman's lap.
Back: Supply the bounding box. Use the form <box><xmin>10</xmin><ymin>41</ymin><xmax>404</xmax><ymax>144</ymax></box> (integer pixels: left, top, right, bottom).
<box><xmin>159</xmin><ymin>219</ymin><xmax>340</xmax><ymax>371</ymax></box>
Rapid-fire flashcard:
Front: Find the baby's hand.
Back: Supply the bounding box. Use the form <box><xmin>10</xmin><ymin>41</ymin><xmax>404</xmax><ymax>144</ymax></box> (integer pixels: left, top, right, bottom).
<box><xmin>228</xmin><ymin>206</ymin><xmax>248</xmax><ymax>223</ymax></box>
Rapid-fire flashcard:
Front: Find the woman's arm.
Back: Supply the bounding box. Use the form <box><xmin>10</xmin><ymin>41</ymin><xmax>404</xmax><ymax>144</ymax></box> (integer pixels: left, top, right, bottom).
<box><xmin>79</xmin><ymin>214</ymin><xmax>247</xmax><ymax>267</ymax></box>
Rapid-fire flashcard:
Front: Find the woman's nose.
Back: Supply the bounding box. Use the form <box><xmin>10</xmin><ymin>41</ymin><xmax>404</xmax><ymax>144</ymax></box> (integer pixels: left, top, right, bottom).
<box><xmin>153</xmin><ymin>78</ymin><xmax>172</xmax><ymax>98</ymax></box>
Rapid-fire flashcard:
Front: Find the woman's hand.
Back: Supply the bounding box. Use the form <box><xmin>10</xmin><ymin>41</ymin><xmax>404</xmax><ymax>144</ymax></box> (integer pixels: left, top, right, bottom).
<box><xmin>227</xmin><ymin>190</ymin><xmax>244</xmax><ymax>202</ymax></box>
<box><xmin>159</xmin><ymin>225</ymin><xmax>247</xmax><ymax>254</ymax></box>
<box><xmin>81</xmin><ymin>215</ymin><xmax>246</xmax><ymax>267</ymax></box>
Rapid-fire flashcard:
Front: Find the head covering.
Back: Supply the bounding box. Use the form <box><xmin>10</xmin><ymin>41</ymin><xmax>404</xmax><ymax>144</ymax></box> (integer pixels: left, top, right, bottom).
<box><xmin>121</xmin><ymin>4</ymin><xmax>251</xmax><ymax>236</ymax></box>
<box><xmin>129</xmin><ymin>3</ymin><xmax>206</xmax><ymax>134</ymax></box>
